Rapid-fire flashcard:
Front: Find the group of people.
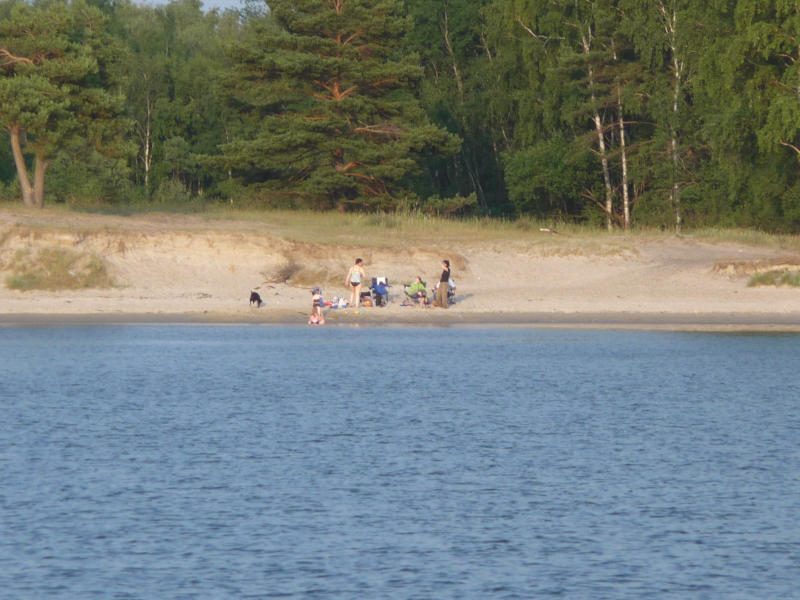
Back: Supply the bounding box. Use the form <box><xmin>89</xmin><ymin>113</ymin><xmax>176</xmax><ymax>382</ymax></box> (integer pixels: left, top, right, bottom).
<box><xmin>346</xmin><ymin>257</ymin><xmax>452</xmax><ymax>309</ymax></box>
<box><xmin>405</xmin><ymin>260</ymin><xmax>452</xmax><ymax>308</ymax></box>
<box><xmin>310</xmin><ymin>257</ymin><xmax>453</xmax><ymax>323</ymax></box>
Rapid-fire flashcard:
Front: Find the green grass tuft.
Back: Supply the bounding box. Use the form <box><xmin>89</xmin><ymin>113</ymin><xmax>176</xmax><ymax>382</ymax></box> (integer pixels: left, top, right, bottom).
<box><xmin>5</xmin><ymin>247</ymin><xmax>115</xmax><ymax>291</ymax></box>
<box><xmin>747</xmin><ymin>270</ymin><xmax>800</xmax><ymax>288</ymax></box>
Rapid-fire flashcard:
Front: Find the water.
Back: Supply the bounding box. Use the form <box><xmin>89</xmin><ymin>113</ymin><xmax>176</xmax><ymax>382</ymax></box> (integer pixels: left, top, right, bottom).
<box><xmin>1</xmin><ymin>325</ymin><xmax>799</xmax><ymax>599</ymax></box>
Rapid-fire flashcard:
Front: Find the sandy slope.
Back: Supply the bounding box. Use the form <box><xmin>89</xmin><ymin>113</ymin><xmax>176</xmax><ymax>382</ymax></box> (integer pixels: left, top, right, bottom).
<box><xmin>2</xmin><ymin>209</ymin><xmax>800</xmax><ymax>329</ymax></box>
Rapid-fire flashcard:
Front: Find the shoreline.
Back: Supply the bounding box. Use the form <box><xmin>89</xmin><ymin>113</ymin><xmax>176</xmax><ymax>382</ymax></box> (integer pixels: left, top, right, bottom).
<box><xmin>4</xmin><ymin>309</ymin><xmax>800</xmax><ymax>332</ymax></box>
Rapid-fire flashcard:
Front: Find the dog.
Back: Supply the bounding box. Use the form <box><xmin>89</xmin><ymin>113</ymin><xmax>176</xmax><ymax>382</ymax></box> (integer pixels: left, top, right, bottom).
<box><xmin>249</xmin><ymin>290</ymin><xmax>264</xmax><ymax>308</ymax></box>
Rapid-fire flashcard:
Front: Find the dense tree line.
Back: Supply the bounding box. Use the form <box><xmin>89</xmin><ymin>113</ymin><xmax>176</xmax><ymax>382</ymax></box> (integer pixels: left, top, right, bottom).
<box><xmin>1</xmin><ymin>0</ymin><xmax>800</xmax><ymax>231</ymax></box>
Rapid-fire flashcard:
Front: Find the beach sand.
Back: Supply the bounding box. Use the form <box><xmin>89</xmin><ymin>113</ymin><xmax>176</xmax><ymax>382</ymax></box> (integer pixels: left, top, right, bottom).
<box><xmin>2</xmin><ymin>209</ymin><xmax>800</xmax><ymax>331</ymax></box>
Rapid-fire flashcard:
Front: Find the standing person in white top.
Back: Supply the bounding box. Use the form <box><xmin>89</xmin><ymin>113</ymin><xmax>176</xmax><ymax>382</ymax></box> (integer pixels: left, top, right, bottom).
<box><xmin>345</xmin><ymin>258</ymin><xmax>366</xmax><ymax>308</ymax></box>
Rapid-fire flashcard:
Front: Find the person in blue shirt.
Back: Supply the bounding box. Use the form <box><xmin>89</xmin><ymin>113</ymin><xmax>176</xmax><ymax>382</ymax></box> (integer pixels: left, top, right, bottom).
<box><xmin>373</xmin><ymin>279</ymin><xmax>389</xmax><ymax>306</ymax></box>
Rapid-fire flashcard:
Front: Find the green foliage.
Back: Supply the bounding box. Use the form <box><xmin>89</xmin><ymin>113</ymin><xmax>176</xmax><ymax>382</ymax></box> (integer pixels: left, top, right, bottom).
<box><xmin>404</xmin><ymin>0</ymin><xmax>508</xmax><ymax>212</ymax></box>
<box><xmin>0</xmin><ymin>179</ymin><xmax>17</xmax><ymax>202</ymax></box>
<box><xmin>110</xmin><ymin>0</ymin><xmax>233</xmax><ymax>200</ymax></box>
<box><xmin>504</xmin><ymin>136</ymin><xmax>595</xmax><ymax>219</ymax></box>
<box><xmin>47</xmin><ymin>152</ymin><xmax>135</xmax><ymax>205</ymax></box>
<box><xmin>0</xmin><ymin>138</ymin><xmax>13</xmax><ymax>184</ymax></box>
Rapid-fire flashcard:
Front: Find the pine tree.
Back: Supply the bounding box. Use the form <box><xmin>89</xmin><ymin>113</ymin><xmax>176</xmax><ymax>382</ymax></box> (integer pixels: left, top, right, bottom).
<box><xmin>0</xmin><ymin>0</ymin><xmax>128</xmax><ymax>207</ymax></box>
<box><xmin>219</xmin><ymin>0</ymin><xmax>460</xmax><ymax>208</ymax></box>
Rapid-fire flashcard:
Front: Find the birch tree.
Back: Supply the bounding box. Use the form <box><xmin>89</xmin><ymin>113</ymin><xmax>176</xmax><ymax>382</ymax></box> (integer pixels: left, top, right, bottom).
<box><xmin>116</xmin><ymin>4</ymin><xmax>167</xmax><ymax>192</ymax></box>
<box><xmin>620</xmin><ymin>0</ymin><xmax>702</xmax><ymax>231</ymax></box>
<box><xmin>488</xmin><ymin>0</ymin><xmax>627</xmax><ymax>226</ymax></box>
<box><xmin>116</xmin><ymin>0</ymin><xmax>233</xmax><ymax>198</ymax></box>
<box><xmin>737</xmin><ymin>0</ymin><xmax>800</xmax><ymax>159</ymax></box>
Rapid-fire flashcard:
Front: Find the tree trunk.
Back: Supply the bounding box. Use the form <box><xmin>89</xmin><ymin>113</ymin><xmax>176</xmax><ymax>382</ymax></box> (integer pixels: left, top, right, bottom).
<box><xmin>670</xmin><ymin>52</ymin><xmax>681</xmax><ymax>232</ymax></box>
<box><xmin>144</xmin><ymin>91</ymin><xmax>152</xmax><ymax>193</ymax></box>
<box><xmin>671</xmin><ymin>138</ymin><xmax>680</xmax><ymax>231</ymax></box>
<box><xmin>462</xmin><ymin>150</ymin><xmax>487</xmax><ymax>210</ymax></box>
<box><xmin>9</xmin><ymin>125</ymin><xmax>35</xmax><ymax>207</ymax></box>
<box><xmin>224</xmin><ymin>124</ymin><xmax>233</xmax><ymax>182</ymax></box>
<box><xmin>442</xmin><ymin>6</ymin><xmax>464</xmax><ymax>97</ymax></box>
<box><xmin>618</xmin><ymin>85</ymin><xmax>630</xmax><ymax>230</ymax></box>
<box><xmin>659</xmin><ymin>2</ymin><xmax>682</xmax><ymax>232</ymax></box>
<box><xmin>33</xmin><ymin>155</ymin><xmax>49</xmax><ymax>208</ymax></box>
<box><xmin>594</xmin><ymin>110</ymin><xmax>613</xmax><ymax>231</ymax></box>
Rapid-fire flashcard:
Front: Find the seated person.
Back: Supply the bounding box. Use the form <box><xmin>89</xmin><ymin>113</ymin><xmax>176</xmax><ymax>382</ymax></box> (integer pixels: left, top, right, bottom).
<box><xmin>373</xmin><ymin>279</ymin><xmax>389</xmax><ymax>306</ymax></box>
<box><xmin>406</xmin><ymin>276</ymin><xmax>427</xmax><ymax>306</ymax></box>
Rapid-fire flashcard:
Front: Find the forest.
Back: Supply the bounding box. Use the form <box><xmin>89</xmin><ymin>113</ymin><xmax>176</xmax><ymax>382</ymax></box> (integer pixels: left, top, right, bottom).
<box><xmin>2</xmin><ymin>0</ymin><xmax>800</xmax><ymax>232</ymax></box>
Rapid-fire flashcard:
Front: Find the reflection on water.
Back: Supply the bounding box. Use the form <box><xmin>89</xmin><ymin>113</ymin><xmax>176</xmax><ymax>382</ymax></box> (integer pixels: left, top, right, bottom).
<box><xmin>1</xmin><ymin>326</ymin><xmax>799</xmax><ymax>599</ymax></box>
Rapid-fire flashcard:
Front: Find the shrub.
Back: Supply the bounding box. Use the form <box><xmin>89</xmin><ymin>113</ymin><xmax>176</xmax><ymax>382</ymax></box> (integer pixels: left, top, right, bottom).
<box><xmin>152</xmin><ymin>179</ymin><xmax>194</xmax><ymax>206</ymax></box>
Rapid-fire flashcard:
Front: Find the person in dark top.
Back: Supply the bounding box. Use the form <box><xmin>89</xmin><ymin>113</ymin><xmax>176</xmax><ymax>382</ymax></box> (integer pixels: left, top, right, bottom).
<box><xmin>435</xmin><ymin>259</ymin><xmax>450</xmax><ymax>308</ymax></box>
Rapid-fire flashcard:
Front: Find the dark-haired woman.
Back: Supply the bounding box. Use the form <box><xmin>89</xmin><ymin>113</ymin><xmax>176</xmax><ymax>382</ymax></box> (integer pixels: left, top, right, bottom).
<box><xmin>345</xmin><ymin>258</ymin><xmax>366</xmax><ymax>308</ymax></box>
<box><xmin>435</xmin><ymin>260</ymin><xmax>450</xmax><ymax>308</ymax></box>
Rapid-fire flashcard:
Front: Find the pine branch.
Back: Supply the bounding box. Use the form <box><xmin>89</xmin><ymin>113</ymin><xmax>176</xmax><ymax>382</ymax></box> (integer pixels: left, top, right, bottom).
<box><xmin>0</xmin><ymin>48</ymin><xmax>36</xmax><ymax>68</ymax></box>
<box><xmin>341</xmin><ymin>29</ymin><xmax>363</xmax><ymax>46</ymax></box>
<box><xmin>312</xmin><ymin>78</ymin><xmax>358</xmax><ymax>101</ymax></box>
<box><xmin>335</xmin><ymin>160</ymin><xmax>363</xmax><ymax>172</ymax></box>
<box><xmin>352</xmin><ymin>123</ymin><xmax>403</xmax><ymax>137</ymax></box>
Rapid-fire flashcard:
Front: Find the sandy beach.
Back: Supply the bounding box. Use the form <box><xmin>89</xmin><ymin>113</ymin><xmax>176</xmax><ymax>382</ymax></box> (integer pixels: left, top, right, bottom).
<box><xmin>2</xmin><ymin>209</ymin><xmax>800</xmax><ymax>330</ymax></box>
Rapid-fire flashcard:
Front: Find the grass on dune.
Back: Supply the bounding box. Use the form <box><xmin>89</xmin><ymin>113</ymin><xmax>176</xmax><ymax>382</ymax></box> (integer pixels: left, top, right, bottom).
<box><xmin>748</xmin><ymin>270</ymin><xmax>800</xmax><ymax>288</ymax></box>
<box><xmin>690</xmin><ymin>227</ymin><xmax>800</xmax><ymax>251</ymax></box>
<box><xmin>5</xmin><ymin>247</ymin><xmax>114</xmax><ymax>291</ymax></box>
<box><xmin>2</xmin><ymin>201</ymin><xmax>800</xmax><ymax>253</ymax></box>
<box><xmin>115</xmin><ymin>206</ymin><xmax>800</xmax><ymax>255</ymax></box>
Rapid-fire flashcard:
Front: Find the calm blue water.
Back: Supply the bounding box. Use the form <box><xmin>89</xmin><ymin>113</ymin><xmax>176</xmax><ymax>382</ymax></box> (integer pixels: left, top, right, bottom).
<box><xmin>1</xmin><ymin>326</ymin><xmax>799</xmax><ymax>599</ymax></box>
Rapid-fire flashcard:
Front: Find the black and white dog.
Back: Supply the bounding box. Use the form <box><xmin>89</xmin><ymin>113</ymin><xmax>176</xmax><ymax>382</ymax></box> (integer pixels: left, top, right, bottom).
<box><xmin>249</xmin><ymin>290</ymin><xmax>264</xmax><ymax>308</ymax></box>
